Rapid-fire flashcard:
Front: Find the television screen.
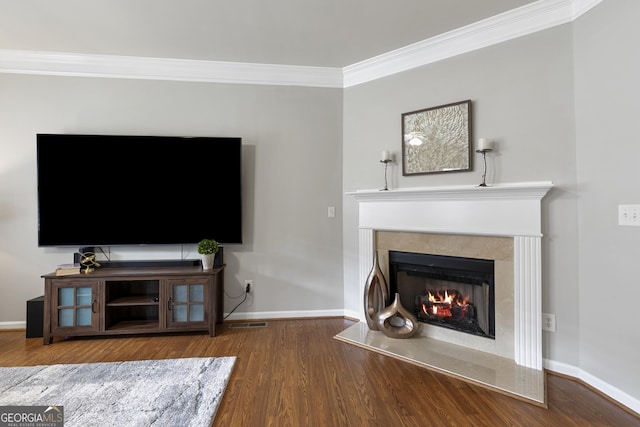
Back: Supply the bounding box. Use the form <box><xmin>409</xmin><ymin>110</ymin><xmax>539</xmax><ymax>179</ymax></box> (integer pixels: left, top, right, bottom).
<box><xmin>37</xmin><ymin>134</ymin><xmax>242</xmax><ymax>247</ymax></box>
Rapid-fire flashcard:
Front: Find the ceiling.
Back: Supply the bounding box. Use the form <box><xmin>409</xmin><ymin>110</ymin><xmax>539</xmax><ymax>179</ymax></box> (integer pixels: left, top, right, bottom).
<box><xmin>0</xmin><ymin>0</ymin><xmax>537</xmax><ymax>68</ymax></box>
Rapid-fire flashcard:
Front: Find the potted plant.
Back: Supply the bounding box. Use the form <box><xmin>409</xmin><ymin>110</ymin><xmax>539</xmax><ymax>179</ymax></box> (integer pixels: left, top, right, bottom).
<box><xmin>197</xmin><ymin>239</ymin><xmax>219</xmax><ymax>270</ymax></box>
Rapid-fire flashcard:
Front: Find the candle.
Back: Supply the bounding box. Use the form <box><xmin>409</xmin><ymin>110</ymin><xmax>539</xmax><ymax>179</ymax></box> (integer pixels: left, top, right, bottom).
<box><xmin>478</xmin><ymin>138</ymin><xmax>493</xmax><ymax>151</ymax></box>
<box><xmin>381</xmin><ymin>150</ymin><xmax>391</xmax><ymax>161</ymax></box>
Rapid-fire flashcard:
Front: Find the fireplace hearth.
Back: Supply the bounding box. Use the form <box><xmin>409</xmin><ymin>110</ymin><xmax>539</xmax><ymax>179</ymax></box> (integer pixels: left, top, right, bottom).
<box><xmin>389</xmin><ymin>251</ymin><xmax>495</xmax><ymax>339</ymax></box>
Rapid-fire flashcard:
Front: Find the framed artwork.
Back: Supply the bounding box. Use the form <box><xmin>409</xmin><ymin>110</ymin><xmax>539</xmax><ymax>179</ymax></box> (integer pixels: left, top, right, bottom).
<box><xmin>402</xmin><ymin>100</ymin><xmax>472</xmax><ymax>176</ymax></box>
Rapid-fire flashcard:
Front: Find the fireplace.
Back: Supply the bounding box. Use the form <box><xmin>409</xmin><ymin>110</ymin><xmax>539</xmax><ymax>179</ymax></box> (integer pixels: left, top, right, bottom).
<box><xmin>346</xmin><ymin>181</ymin><xmax>553</xmax><ymax>370</ymax></box>
<box><xmin>338</xmin><ymin>182</ymin><xmax>552</xmax><ymax>405</ymax></box>
<box><xmin>389</xmin><ymin>251</ymin><xmax>495</xmax><ymax>339</ymax></box>
<box><xmin>374</xmin><ymin>231</ymin><xmax>513</xmax><ymax>360</ymax></box>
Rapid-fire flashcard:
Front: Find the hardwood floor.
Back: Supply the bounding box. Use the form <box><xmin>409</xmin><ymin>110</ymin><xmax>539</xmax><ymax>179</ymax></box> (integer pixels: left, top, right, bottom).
<box><xmin>1</xmin><ymin>318</ymin><xmax>638</xmax><ymax>426</ymax></box>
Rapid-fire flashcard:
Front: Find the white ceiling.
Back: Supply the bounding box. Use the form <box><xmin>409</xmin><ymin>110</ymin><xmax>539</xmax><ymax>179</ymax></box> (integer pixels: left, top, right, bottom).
<box><xmin>0</xmin><ymin>0</ymin><xmax>537</xmax><ymax>67</ymax></box>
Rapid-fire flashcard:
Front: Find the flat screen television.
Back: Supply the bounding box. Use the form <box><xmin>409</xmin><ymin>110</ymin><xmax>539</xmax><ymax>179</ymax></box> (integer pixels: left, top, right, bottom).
<box><xmin>37</xmin><ymin>134</ymin><xmax>242</xmax><ymax>247</ymax></box>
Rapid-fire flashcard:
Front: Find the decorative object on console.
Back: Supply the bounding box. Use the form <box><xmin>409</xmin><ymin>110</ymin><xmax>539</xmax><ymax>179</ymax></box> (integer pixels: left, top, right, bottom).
<box><xmin>79</xmin><ymin>252</ymin><xmax>100</xmax><ymax>274</ymax></box>
<box><xmin>377</xmin><ymin>292</ymin><xmax>419</xmax><ymax>339</ymax></box>
<box><xmin>198</xmin><ymin>239</ymin><xmax>219</xmax><ymax>270</ymax></box>
<box><xmin>402</xmin><ymin>100</ymin><xmax>472</xmax><ymax>176</ymax></box>
<box><xmin>364</xmin><ymin>245</ymin><xmax>389</xmax><ymax>331</ymax></box>
<box><xmin>476</xmin><ymin>138</ymin><xmax>494</xmax><ymax>187</ymax></box>
<box><xmin>55</xmin><ymin>263</ymin><xmax>81</xmax><ymax>276</ymax></box>
<box><xmin>379</xmin><ymin>150</ymin><xmax>393</xmax><ymax>191</ymax></box>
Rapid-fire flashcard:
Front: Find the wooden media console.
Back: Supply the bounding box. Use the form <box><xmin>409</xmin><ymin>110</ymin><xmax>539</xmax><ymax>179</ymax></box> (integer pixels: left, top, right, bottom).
<box><xmin>42</xmin><ymin>265</ymin><xmax>224</xmax><ymax>344</ymax></box>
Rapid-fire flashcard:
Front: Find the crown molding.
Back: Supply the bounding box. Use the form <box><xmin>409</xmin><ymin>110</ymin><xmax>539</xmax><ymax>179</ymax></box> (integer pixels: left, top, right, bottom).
<box><xmin>0</xmin><ymin>49</ymin><xmax>344</xmax><ymax>88</ymax></box>
<box><xmin>0</xmin><ymin>0</ymin><xmax>602</xmax><ymax>88</ymax></box>
<box><xmin>572</xmin><ymin>0</ymin><xmax>605</xmax><ymax>19</ymax></box>
<box><xmin>343</xmin><ymin>0</ymin><xmax>603</xmax><ymax>87</ymax></box>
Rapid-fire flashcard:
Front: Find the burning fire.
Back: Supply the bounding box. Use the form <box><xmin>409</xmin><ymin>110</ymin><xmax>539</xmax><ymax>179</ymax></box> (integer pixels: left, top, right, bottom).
<box><xmin>422</xmin><ymin>290</ymin><xmax>469</xmax><ymax>318</ymax></box>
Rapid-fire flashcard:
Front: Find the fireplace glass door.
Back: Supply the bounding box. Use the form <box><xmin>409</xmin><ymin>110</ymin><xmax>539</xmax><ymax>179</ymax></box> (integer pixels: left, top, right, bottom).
<box><xmin>389</xmin><ymin>251</ymin><xmax>495</xmax><ymax>339</ymax></box>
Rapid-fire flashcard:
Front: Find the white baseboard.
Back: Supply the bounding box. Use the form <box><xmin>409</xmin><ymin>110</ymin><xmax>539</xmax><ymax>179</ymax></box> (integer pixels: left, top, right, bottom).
<box><xmin>0</xmin><ymin>321</ymin><xmax>26</xmax><ymax>330</ymax></box>
<box><xmin>223</xmin><ymin>309</ymin><xmax>346</xmax><ymax>321</ymax></box>
<box><xmin>545</xmin><ymin>358</ymin><xmax>640</xmax><ymax>415</ymax></box>
<box><xmin>342</xmin><ymin>309</ymin><xmax>361</xmax><ymax>321</ymax></box>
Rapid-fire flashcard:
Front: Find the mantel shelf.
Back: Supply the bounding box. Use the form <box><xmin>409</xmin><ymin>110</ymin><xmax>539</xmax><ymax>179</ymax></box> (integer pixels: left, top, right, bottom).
<box><xmin>346</xmin><ymin>181</ymin><xmax>553</xmax><ymax>202</ymax></box>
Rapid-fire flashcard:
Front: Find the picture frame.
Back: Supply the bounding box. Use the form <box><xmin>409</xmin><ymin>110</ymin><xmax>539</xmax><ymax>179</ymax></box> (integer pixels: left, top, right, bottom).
<box><xmin>401</xmin><ymin>100</ymin><xmax>472</xmax><ymax>176</ymax></box>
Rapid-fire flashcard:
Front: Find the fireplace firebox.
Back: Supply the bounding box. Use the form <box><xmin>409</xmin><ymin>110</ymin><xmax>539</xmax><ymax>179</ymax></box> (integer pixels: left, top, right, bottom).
<box><xmin>389</xmin><ymin>251</ymin><xmax>495</xmax><ymax>339</ymax></box>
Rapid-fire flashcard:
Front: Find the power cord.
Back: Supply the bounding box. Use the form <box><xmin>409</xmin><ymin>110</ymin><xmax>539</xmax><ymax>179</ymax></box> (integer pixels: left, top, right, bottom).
<box><xmin>223</xmin><ymin>283</ymin><xmax>250</xmax><ymax>320</ymax></box>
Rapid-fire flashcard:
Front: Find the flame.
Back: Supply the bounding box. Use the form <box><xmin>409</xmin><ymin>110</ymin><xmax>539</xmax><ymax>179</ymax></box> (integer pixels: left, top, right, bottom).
<box><xmin>422</xmin><ymin>289</ymin><xmax>470</xmax><ymax>319</ymax></box>
<box><xmin>443</xmin><ymin>291</ymin><xmax>453</xmax><ymax>304</ymax></box>
<box><xmin>427</xmin><ymin>290</ymin><xmax>456</xmax><ymax>304</ymax></box>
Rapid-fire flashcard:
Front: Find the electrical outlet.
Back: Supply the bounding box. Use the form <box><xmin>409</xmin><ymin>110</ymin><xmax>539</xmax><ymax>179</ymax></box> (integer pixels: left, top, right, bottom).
<box><xmin>542</xmin><ymin>313</ymin><xmax>556</xmax><ymax>332</ymax></box>
<box><xmin>619</xmin><ymin>204</ymin><xmax>640</xmax><ymax>226</ymax></box>
<box><xmin>244</xmin><ymin>280</ymin><xmax>253</xmax><ymax>293</ymax></box>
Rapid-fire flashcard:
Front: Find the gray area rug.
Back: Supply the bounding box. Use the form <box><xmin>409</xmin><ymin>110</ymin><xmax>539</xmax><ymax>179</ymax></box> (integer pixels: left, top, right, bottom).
<box><xmin>0</xmin><ymin>357</ymin><xmax>236</xmax><ymax>427</ymax></box>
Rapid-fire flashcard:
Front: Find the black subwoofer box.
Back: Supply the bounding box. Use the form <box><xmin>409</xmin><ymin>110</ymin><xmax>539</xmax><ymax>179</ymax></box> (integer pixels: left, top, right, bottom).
<box><xmin>26</xmin><ymin>296</ymin><xmax>44</xmax><ymax>338</ymax></box>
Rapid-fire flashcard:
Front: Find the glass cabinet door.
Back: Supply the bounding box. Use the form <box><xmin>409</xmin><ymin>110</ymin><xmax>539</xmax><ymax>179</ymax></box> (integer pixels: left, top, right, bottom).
<box><xmin>53</xmin><ymin>282</ymin><xmax>99</xmax><ymax>331</ymax></box>
<box><xmin>166</xmin><ymin>279</ymin><xmax>208</xmax><ymax>328</ymax></box>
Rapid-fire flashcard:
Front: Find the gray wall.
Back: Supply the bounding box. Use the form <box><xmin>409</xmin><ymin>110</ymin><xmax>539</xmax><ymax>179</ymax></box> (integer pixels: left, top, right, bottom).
<box><xmin>343</xmin><ymin>24</ymin><xmax>580</xmax><ymax>364</ymax></box>
<box><xmin>574</xmin><ymin>0</ymin><xmax>640</xmax><ymax>400</ymax></box>
<box><xmin>343</xmin><ymin>0</ymin><xmax>639</xmax><ymax>404</ymax></box>
<box><xmin>0</xmin><ymin>74</ymin><xmax>344</xmax><ymax>322</ymax></box>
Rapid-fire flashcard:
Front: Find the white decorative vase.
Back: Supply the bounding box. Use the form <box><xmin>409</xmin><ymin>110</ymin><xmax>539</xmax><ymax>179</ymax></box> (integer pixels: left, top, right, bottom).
<box><xmin>201</xmin><ymin>253</ymin><xmax>215</xmax><ymax>270</ymax></box>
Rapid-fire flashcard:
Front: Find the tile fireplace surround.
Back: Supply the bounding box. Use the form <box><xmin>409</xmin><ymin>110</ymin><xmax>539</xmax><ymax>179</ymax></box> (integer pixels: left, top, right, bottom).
<box><xmin>337</xmin><ymin>181</ymin><xmax>553</xmax><ymax>406</ymax></box>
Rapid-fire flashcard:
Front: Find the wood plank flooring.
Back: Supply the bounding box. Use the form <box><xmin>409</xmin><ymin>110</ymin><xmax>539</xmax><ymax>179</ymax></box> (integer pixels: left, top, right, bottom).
<box><xmin>1</xmin><ymin>318</ymin><xmax>638</xmax><ymax>426</ymax></box>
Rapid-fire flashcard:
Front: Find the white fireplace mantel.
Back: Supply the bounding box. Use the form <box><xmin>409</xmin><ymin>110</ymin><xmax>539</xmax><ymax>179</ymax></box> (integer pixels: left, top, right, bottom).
<box><xmin>347</xmin><ymin>181</ymin><xmax>553</xmax><ymax>370</ymax></box>
<box><xmin>347</xmin><ymin>181</ymin><xmax>552</xmax><ymax>201</ymax></box>
<box><xmin>346</xmin><ymin>181</ymin><xmax>553</xmax><ymax>238</ymax></box>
